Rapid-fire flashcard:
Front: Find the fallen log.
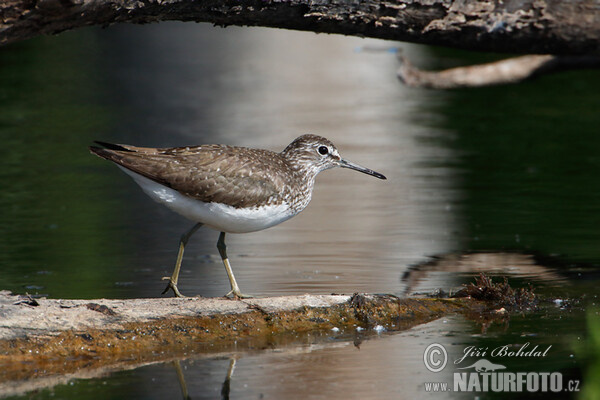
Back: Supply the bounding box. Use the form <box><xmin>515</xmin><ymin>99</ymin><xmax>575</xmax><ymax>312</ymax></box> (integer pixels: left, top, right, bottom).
<box><xmin>0</xmin><ymin>290</ymin><xmax>486</xmax><ymax>386</ymax></box>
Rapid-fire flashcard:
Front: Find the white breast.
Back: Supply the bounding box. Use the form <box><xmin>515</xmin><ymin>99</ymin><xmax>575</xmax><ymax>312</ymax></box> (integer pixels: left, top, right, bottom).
<box><xmin>118</xmin><ymin>167</ymin><xmax>297</xmax><ymax>233</ymax></box>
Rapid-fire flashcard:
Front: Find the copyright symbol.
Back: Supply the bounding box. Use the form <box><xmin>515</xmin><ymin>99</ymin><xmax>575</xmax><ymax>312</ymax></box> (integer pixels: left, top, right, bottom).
<box><xmin>424</xmin><ymin>343</ymin><xmax>447</xmax><ymax>372</ymax></box>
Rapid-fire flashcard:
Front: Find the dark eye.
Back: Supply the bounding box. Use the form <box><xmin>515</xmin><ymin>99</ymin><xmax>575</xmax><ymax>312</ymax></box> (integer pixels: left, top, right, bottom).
<box><xmin>318</xmin><ymin>146</ymin><xmax>329</xmax><ymax>155</ymax></box>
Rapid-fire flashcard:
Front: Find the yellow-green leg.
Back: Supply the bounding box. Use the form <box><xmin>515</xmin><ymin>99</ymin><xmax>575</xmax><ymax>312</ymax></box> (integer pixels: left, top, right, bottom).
<box><xmin>162</xmin><ymin>222</ymin><xmax>203</xmax><ymax>297</ymax></box>
<box><xmin>217</xmin><ymin>232</ymin><xmax>253</xmax><ymax>299</ymax></box>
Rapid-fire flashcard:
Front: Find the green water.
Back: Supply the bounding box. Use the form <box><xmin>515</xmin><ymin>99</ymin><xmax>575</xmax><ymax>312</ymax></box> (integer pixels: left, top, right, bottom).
<box><xmin>431</xmin><ymin>58</ymin><xmax>600</xmax><ymax>263</ymax></box>
<box><xmin>0</xmin><ymin>31</ymin><xmax>129</xmax><ymax>299</ymax></box>
<box><xmin>0</xmin><ymin>23</ymin><xmax>599</xmax><ymax>399</ymax></box>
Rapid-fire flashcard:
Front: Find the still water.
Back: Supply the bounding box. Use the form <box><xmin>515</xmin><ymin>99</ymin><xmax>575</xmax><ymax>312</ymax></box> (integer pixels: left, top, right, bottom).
<box><xmin>0</xmin><ymin>22</ymin><xmax>599</xmax><ymax>399</ymax></box>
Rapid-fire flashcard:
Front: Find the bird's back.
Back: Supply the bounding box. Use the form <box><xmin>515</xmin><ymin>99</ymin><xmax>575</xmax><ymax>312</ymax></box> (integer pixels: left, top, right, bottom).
<box><xmin>90</xmin><ymin>142</ymin><xmax>302</xmax><ymax>210</ymax></box>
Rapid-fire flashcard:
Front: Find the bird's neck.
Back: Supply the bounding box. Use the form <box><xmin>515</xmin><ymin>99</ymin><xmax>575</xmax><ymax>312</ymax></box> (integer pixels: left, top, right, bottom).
<box><xmin>280</xmin><ymin>149</ymin><xmax>322</xmax><ymax>183</ymax></box>
<box><xmin>281</xmin><ymin>157</ymin><xmax>320</xmax><ymax>213</ymax></box>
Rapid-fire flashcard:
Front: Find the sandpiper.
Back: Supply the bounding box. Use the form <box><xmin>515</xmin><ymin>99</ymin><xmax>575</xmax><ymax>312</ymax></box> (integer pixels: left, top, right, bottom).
<box><xmin>90</xmin><ymin>134</ymin><xmax>386</xmax><ymax>298</ymax></box>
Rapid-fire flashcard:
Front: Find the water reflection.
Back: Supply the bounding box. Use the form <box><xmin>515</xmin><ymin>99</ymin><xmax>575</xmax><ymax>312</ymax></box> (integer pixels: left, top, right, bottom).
<box><xmin>402</xmin><ymin>252</ymin><xmax>569</xmax><ymax>296</ymax></box>
<box><xmin>172</xmin><ymin>360</ymin><xmax>193</xmax><ymax>400</ymax></box>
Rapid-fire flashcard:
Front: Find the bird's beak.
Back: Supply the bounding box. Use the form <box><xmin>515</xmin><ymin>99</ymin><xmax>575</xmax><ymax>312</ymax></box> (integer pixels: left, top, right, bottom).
<box><xmin>339</xmin><ymin>159</ymin><xmax>387</xmax><ymax>180</ymax></box>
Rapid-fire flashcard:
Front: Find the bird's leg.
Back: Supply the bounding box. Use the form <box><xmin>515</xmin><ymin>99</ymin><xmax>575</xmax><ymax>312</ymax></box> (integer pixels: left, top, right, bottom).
<box><xmin>221</xmin><ymin>357</ymin><xmax>237</xmax><ymax>399</ymax></box>
<box><xmin>162</xmin><ymin>222</ymin><xmax>203</xmax><ymax>297</ymax></box>
<box><xmin>217</xmin><ymin>232</ymin><xmax>253</xmax><ymax>299</ymax></box>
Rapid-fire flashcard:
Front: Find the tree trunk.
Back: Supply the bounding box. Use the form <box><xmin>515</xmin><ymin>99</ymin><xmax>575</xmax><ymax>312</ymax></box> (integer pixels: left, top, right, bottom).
<box><xmin>2</xmin><ymin>0</ymin><xmax>600</xmax><ymax>54</ymax></box>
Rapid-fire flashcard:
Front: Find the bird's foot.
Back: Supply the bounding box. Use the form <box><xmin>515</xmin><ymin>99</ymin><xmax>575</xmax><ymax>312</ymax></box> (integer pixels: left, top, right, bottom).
<box><xmin>161</xmin><ymin>277</ymin><xmax>186</xmax><ymax>298</ymax></box>
<box><xmin>225</xmin><ymin>289</ymin><xmax>254</xmax><ymax>299</ymax></box>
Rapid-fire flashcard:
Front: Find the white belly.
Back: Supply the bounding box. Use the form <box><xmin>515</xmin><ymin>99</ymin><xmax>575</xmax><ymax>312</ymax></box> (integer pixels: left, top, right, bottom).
<box><xmin>119</xmin><ymin>167</ymin><xmax>297</xmax><ymax>233</ymax></box>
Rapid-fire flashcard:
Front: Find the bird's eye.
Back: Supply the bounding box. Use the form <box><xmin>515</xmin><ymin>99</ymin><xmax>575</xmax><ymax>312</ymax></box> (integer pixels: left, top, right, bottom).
<box><xmin>318</xmin><ymin>146</ymin><xmax>329</xmax><ymax>155</ymax></box>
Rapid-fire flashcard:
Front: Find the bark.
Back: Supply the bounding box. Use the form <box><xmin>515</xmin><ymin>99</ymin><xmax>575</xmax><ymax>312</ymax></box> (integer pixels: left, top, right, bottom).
<box><xmin>1</xmin><ymin>0</ymin><xmax>600</xmax><ymax>54</ymax></box>
<box><xmin>397</xmin><ymin>54</ymin><xmax>600</xmax><ymax>89</ymax></box>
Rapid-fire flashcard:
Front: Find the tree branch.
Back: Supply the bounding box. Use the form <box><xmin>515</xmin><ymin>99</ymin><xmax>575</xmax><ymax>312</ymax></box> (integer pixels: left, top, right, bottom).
<box><xmin>2</xmin><ymin>0</ymin><xmax>600</xmax><ymax>54</ymax></box>
<box><xmin>397</xmin><ymin>54</ymin><xmax>600</xmax><ymax>89</ymax></box>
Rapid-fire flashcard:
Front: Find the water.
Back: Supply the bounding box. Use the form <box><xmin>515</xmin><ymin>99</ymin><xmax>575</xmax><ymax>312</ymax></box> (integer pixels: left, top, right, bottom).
<box><xmin>0</xmin><ymin>22</ymin><xmax>599</xmax><ymax>399</ymax></box>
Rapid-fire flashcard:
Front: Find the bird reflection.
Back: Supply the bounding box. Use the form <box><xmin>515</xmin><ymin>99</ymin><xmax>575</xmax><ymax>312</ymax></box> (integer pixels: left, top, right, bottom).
<box><xmin>171</xmin><ymin>357</ymin><xmax>237</xmax><ymax>400</ymax></box>
<box><xmin>221</xmin><ymin>358</ymin><xmax>237</xmax><ymax>400</ymax></box>
<box><xmin>172</xmin><ymin>360</ymin><xmax>191</xmax><ymax>400</ymax></box>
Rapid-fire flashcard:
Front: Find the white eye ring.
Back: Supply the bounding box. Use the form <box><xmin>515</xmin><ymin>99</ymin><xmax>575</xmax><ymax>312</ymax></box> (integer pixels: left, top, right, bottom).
<box><xmin>318</xmin><ymin>146</ymin><xmax>329</xmax><ymax>156</ymax></box>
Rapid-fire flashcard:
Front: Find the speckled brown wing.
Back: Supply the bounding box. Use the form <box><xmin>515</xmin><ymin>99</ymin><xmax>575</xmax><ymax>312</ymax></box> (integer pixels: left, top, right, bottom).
<box><xmin>90</xmin><ymin>143</ymin><xmax>293</xmax><ymax>209</ymax></box>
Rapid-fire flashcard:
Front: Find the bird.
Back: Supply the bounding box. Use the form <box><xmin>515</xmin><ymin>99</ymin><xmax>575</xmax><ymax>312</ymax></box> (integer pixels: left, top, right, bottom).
<box><xmin>89</xmin><ymin>134</ymin><xmax>386</xmax><ymax>298</ymax></box>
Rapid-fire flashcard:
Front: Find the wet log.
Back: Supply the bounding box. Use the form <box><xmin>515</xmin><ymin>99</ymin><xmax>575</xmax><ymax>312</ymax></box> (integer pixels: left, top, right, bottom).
<box><xmin>0</xmin><ymin>290</ymin><xmax>486</xmax><ymax>388</ymax></box>
<box><xmin>2</xmin><ymin>0</ymin><xmax>600</xmax><ymax>55</ymax></box>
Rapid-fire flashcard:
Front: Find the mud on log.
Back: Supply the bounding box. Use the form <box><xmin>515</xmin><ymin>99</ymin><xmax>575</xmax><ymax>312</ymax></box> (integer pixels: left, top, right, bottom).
<box><xmin>2</xmin><ymin>0</ymin><xmax>600</xmax><ymax>55</ymax></box>
<box><xmin>0</xmin><ymin>290</ymin><xmax>487</xmax><ymax>384</ymax></box>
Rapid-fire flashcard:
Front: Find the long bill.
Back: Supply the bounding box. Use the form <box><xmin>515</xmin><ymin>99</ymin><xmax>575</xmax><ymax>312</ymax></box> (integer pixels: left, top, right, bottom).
<box><xmin>339</xmin><ymin>159</ymin><xmax>387</xmax><ymax>180</ymax></box>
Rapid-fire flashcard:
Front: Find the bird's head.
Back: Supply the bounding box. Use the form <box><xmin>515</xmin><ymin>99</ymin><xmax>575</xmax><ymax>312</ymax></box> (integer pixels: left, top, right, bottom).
<box><xmin>281</xmin><ymin>134</ymin><xmax>386</xmax><ymax>180</ymax></box>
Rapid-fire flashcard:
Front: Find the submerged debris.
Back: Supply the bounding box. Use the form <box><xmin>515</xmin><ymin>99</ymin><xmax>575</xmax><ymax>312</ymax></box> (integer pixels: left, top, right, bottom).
<box><xmin>453</xmin><ymin>273</ymin><xmax>537</xmax><ymax>311</ymax></box>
